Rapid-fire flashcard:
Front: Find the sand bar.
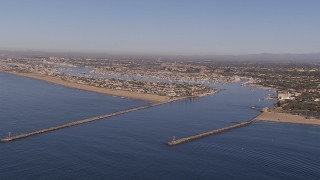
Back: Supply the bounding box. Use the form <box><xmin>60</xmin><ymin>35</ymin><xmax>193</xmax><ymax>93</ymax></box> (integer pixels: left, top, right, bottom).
<box><xmin>5</xmin><ymin>71</ymin><xmax>171</xmax><ymax>103</ymax></box>
<box><xmin>255</xmin><ymin>111</ymin><xmax>320</xmax><ymax>126</ymax></box>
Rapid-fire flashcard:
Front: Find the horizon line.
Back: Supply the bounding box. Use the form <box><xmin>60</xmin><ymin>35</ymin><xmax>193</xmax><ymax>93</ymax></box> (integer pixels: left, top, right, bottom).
<box><xmin>1</xmin><ymin>47</ymin><xmax>320</xmax><ymax>57</ymax></box>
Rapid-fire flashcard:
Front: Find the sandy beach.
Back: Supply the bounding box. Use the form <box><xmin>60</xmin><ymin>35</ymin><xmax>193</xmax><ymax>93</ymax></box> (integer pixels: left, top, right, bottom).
<box><xmin>255</xmin><ymin>111</ymin><xmax>320</xmax><ymax>126</ymax></box>
<box><xmin>6</xmin><ymin>72</ymin><xmax>171</xmax><ymax>103</ymax></box>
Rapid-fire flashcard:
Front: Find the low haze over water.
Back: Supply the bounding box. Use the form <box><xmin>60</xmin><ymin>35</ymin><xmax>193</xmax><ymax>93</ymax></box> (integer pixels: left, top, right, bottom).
<box><xmin>0</xmin><ymin>73</ymin><xmax>319</xmax><ymax>179</ymax></box>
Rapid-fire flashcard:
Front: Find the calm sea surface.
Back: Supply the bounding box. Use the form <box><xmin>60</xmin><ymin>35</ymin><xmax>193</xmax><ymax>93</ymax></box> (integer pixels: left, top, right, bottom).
<box><xmin>0</xmin><ymin>72</ymin><xmax>319</xmax><ymax>179</ymax></box>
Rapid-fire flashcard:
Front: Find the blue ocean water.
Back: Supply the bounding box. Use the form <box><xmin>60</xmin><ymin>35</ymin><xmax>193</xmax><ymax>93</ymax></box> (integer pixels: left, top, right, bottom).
<box><xmin>0</xmin><ymin>72</ymin><xmax>319</xmax><ymax>179</ymax></box>
<box><xmin>0</xmin><ymin>73</ymin><xmax>148</xmax><ymax>138</ymax></box>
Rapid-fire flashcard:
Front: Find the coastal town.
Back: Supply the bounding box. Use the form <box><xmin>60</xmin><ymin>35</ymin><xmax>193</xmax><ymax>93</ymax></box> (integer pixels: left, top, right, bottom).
<box><xmin>1</xmin><ymin>55</ymin><xmax>320</xmax><ymax>119</ymax></box>
<box><xmin>217</xmin><ymin>62</ymin><xmax>320</xmax><ymax>118</ymax></box>
<box><xmin>0</xmin><ymin>56</ymin><xmax>218</xmax><ymax>99</ymax></box>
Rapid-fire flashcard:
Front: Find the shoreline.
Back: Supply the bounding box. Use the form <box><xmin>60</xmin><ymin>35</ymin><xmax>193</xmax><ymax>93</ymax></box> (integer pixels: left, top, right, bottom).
<box><xmin>2</xmin><ymin>70</ymin><xmax>318</xmax><ymax>126</ymax></box>
<box><xmin>4</xmin><ymin>71</ymin><xmax>172</xmax><ymax>103</ymax></box>
<box><xmin>255</xmin><ymin>111</ymin><xmax>320</xmax><ymax>126</ymax></box>
<box><xmin>241</xmin><ymin>77</ymin><xmax>320</xmax><ymax>126</ymax></box>
<box><xmin>242</xmin><ymin>82</ymin><xmax>275</xmax><ymax>90</ymax></box>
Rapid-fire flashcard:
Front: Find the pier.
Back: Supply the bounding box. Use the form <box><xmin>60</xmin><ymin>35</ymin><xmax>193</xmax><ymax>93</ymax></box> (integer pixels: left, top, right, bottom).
<box><xmin>1</xmin><ymin>95</ymin><xmax>260</xmax><ymax>144</ymax></box>
<box><xmin>168</xmin><ymin>119</ymin><xmax>256</xmax><ymax>146</ymax></box>
<box><xmin>0</xmin><ymin>100</ymin><xmax>172</xmax><ymax>143</ymax></box>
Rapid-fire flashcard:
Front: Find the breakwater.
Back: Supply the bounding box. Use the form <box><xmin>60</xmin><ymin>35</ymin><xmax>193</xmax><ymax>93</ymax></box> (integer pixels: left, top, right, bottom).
<box><xmin>168</xmin><ymin>119</ymin><xmax>256</xmax><ymax>146</ymax></box>
<box><xmin>0</xmin><ymin>100</ymin><xmax>174</xmax><ymax>143</ymax></box>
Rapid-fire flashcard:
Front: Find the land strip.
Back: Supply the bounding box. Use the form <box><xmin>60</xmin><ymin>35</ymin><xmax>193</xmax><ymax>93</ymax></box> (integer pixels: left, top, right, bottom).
<box><xmin>168</xmin><ymin>118</ymin><xmax>256</xmax><ymax>146</ymax></box>
<box><xmin>7</xmin><ymin>72</ymin><xmax>171</xmax><ymax>103</ymax></box>
<box><xmin>255</xmin><ymin>111</ymin><xmax>320</xmax><ymax>126</ymax></box>
<box><xmin>168</xmin><ymin>109</ymin><xmax>320</xmax><ymax>147</ymax></box>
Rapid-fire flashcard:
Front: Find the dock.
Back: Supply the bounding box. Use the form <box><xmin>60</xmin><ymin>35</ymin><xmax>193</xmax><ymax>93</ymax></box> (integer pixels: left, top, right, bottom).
<box><xmin>168</xmin><ymin>119</ymin><xmax>256</xmax><ymax>146</ymax></box>
<box><xmin>0</xmin><ymin>100</ymin><xmax>173</xmax><ymax>143</ymax></box>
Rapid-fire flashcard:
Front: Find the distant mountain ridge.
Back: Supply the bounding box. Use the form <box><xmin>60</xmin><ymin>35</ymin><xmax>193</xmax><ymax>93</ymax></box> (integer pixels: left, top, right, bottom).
<box><xmin>0</xmin><ymin>49</ymin><xmax>319</xmax><ymax>62</ymax></box>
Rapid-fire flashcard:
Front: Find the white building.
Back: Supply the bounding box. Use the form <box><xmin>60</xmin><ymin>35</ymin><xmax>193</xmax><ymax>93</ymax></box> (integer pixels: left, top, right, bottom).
<box><xmin>277</xmin><ymin>91</ymin><xmax>295</xmax><ymax>101</ymax></box>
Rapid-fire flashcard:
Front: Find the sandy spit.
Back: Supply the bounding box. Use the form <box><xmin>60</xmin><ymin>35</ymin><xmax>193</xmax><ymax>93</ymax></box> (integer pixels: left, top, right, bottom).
<box><xmin>255</xmin><ymin>111</ymin><xmax>320</xmax><ymax>126</ymax></box>
<box><xmin>7</xmin><ymin>72</ymin><xmax>171</xmax><ymax>103</ymax></box>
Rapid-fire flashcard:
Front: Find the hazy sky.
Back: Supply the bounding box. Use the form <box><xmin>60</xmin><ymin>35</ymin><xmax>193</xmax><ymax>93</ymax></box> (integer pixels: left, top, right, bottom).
<box><xmin>0</xmin><ymin>0</ymin><xmax>319</xmax><ymax>55</ymax></box>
